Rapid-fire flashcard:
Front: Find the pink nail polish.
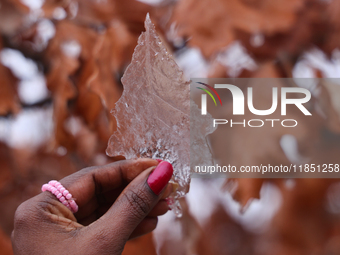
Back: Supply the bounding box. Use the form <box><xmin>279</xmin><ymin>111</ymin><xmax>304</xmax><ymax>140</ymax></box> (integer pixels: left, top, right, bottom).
<box><xmin>147</xmin><ymin>161</ymin><xmax>173</xmax><ymax>195</ymax></box>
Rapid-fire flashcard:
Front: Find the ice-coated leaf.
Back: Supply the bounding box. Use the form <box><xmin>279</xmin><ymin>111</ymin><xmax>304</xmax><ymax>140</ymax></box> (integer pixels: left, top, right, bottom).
<box><xmin>190</xmin><ymin>96</ymin><xmax>216</xmax><ymax>172</ymax></box>
<box><xmin>106</xmin><ymin>14</ymin><xmax>215</xmax><ymax>216</ymax></box>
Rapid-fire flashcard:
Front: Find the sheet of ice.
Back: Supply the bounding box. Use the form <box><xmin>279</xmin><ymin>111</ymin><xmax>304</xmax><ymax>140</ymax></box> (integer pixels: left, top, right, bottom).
<box><xmin>106</xmin><ymin>14</ymin><xmax>215</xmax><ymax>216</ymax></box>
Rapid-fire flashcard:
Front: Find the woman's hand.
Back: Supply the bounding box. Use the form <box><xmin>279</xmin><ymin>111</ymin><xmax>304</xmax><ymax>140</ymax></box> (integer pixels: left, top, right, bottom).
<box><xmin>11</xmin><ymin>159</ymin><xmax>173</xmax><ymax>255</ymax></box>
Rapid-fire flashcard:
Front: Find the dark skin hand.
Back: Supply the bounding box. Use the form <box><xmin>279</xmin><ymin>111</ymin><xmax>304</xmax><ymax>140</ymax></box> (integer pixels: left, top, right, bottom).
<box><xmin>11</xmin><ymin>159</ymin><xmax>173</xmax><ymax>255</ymax></box>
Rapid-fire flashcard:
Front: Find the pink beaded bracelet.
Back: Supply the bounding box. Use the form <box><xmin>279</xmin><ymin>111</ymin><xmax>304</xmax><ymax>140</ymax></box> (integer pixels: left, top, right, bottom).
<box><xmin>41</xmin><ymin>180</ymin><xmax>78</xmax><ymax>213</ymax></box>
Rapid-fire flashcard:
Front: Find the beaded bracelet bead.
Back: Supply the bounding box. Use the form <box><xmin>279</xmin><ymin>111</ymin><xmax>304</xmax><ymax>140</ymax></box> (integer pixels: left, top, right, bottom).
<box><xmin>41</xmin><ymin>181</ymin><xmax>78</xmax><ymax>213</ymax></box>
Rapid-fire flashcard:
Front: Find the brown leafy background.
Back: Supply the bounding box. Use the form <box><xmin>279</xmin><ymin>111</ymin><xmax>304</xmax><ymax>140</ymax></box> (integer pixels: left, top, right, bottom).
<box><xmin>1</xmin><ymin>0</ymin><xmax>340</xmax><ymax>254</ymax></box>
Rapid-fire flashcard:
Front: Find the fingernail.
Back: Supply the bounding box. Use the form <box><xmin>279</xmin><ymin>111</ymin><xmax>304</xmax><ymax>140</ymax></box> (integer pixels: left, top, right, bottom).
<box><xmin>147</xmin><ymin>161</ymin><xmax>173</xmax><ymax>195</ymax></box>
<box><xmin>160</xmin><ymin>182</ymin><xmax>178</xmax><ymax>199</ymax></box>
<box><xmin>161</xmin><ymin>184</ymin><xmax>173</xmax><ymax>199</ymax></box>
<box><xmin>155</xmin><ymin>159</ymin><xmax>163</xmax><ymax>163</ymax></box>
<box><xmin>170</xmin><ymin>182</ymin><xmax>179</xmax><ymax>193</ymax></box>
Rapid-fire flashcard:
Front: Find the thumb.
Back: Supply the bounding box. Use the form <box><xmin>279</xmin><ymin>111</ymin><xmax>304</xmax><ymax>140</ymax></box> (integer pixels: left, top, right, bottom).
<box><xmin>92</xmin><ymin>161</ymin><xmax>173</xmax><ymax>243</ymax></box>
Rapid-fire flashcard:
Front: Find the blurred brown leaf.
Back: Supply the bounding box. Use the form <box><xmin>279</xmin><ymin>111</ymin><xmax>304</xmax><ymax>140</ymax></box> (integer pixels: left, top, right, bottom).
<box><xmin>123</xmin><ymin>233</ymin><xmax>157</xmax><ymax>255</ymax></box>
<box><xmin>0</xmin><ymin>227</ymin><xmax>13</xmax><ymax>255</ymax></box>
<box><xmin>0</xmin><ymin>39</ymin><xmax>20</xmax><ymax>116</ymax></box>
<box><xmin>0</xmin><ymin>0</ymin><xmax>28</xmax><ymax>36</ymax></box>
<box><xmin>171</xmin><ymin>0</ymin><xmax>305</xmax><ymax>58</ymax></box>
<box><xmin>196</xmin><ymin>204</ymin><xmax>253</xmax><ymax>255</ymax></box>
